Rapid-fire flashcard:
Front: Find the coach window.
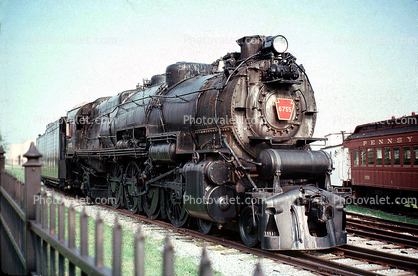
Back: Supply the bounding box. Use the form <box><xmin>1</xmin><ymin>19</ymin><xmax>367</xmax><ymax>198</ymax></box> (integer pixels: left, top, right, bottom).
<box><xmin>353</xmin><ymin>150</ymin><xmax>359</xmax><ymax>165</ymax></box>
<box><xmin>413</xmin><ymin>146</ymin><xmax>418</xmax><ymax>165</ymax></box>
<box><xmin>375</xmin><ymin>148</ymin><xmax>382</xmax><ymax>165</ymax></box>
<box><xmin>384</xmin><ymin>148</ymin><xmax>391</xmax><ymax>165</ymax></box>
<box><xmin>403</xmin><ymin>146</ymin><xmax>411</xmax><ymax>165</ymax></box>
<box><xmin>360</xmin><ymin>149</ymin><xmax>366</xmax><ymax>165</ymax></box>
<box><xmin>393</xmin><ymin>147</ymin><xmax>400</xmax><ymax>165</ymax></box>
<box><xmin>367</xmin><ymin>148</ymin><xmax>374</xmax><ymax>165</ymax></box>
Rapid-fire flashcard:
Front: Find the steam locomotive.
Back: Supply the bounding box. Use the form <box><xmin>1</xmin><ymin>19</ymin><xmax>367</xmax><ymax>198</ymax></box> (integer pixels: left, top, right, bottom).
<box><xmin>37</xmin><ymin>35</ymin><xmax>347</xmax><ymax>250</ymax></box>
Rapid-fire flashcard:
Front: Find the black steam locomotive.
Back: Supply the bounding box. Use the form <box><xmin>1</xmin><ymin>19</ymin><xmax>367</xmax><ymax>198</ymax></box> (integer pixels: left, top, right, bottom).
<box><xmin>37</xmin><ymin>35</ymin><xmax>346</xmax><ymax>250</ymax></box>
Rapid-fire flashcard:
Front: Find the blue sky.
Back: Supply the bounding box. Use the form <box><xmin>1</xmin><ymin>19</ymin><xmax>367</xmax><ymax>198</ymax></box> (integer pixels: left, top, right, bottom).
<box><xmin>0</xmin><ymin>0</ymin><xmax>417</xmax><ymax>145</ymax></box>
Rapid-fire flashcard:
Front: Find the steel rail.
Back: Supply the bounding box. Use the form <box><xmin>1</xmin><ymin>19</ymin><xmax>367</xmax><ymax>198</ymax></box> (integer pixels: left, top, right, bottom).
<box><xmin>346</xmin><ymin>211</ymin><xmax>418</xmax><ymax>236</ymax></box>
<box><xmin>335</xmin><ymin>244</ymin><xmax>418</xmax><ymax>272</ymax></box>
<box><xmin>347</xmin><ymin>221</ymin><xmax>418</xmax><ymax>248</ymax></box>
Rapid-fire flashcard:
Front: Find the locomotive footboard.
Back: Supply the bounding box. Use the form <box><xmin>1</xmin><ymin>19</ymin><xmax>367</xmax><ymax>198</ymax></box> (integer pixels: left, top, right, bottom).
<box><xmin>255</xmin><ymin>186</ymin><xmax>346</xmax><ymax>250</ymax></box>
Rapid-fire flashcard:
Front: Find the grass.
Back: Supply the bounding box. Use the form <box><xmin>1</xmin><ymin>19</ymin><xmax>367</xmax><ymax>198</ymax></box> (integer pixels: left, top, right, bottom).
<box><xmin>346</xmin><ymin>204</ymin><xmax>418</xmax><ymax>225</ymax></box>
<box><xmin>5</xmin><ymin>165</ymin><xmax>25</xmax><ymax>181</ymax></box>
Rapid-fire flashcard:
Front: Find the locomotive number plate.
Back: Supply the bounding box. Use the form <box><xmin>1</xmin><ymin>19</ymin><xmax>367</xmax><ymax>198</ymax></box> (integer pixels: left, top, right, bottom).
<box><xmin>275</xmin><ymin>98</ymin><xmax>294</xmax><ymax>120</ymax></box>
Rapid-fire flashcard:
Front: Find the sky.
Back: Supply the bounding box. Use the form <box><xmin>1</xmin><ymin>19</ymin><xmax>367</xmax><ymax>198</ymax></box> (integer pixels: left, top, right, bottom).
<box><xmin>0</xmin><ymin>0</ymin><xmax>417</xmax><ymax>146</ymax></box>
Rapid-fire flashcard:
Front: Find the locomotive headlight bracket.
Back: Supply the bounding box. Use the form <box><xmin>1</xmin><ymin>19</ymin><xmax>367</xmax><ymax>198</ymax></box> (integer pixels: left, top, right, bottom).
<box><xmin>263</xmin><ymin>35</ymin><xmax>288</xmax><ymax>54</ymax></box>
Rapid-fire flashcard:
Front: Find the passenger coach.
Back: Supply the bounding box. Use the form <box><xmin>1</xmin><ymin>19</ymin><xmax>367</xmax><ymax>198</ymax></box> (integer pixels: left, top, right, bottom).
<box><xmin>344</xmin><ymin>113</ymin><xmax>418</xmax><ymax>200</ymax></box>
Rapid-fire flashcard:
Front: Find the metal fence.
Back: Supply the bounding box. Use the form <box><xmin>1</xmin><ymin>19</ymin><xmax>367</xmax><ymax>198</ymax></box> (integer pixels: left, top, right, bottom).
<box><xmin>0</xmin><ymin>143</ymin><xmax>264</xmax><ymax>276</ymax></box>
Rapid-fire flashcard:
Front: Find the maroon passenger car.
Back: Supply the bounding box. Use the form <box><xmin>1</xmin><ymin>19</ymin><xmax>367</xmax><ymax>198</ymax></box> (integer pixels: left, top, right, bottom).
<box><xmin>344</xmin><ymin>113</ymin><xmax>418</xmax><ymax>200</ymax></box>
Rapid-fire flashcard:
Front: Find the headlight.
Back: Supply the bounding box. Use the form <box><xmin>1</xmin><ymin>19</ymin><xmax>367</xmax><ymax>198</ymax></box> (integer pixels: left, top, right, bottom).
<box><xmin>263</xmin><ymin>35</ymin><xmax>288</xmax><ymax>54</ymax></box>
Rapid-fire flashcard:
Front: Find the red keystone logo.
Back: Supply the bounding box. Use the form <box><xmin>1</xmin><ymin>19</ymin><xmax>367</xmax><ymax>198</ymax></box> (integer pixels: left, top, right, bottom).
<box><xmin>276</xmin><ymin>99</ymin><xmax>294</xmax><ymax>120</ymax></box>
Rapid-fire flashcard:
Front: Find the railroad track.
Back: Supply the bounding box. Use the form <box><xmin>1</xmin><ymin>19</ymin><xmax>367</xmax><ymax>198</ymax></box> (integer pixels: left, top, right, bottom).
<box><xmin>49</xmin><ymin>188</ymin><xmax>418</xmax><ymax>275</ymax></box>
<box><xmin>334</xmin><ymin>244</ymin><xmax>418</xmax><ymax>271</ymax></box>
<box><xmin>346</xmin><ymin>211</ymin><xmax>418</xmax><ymax>248</ymax></box>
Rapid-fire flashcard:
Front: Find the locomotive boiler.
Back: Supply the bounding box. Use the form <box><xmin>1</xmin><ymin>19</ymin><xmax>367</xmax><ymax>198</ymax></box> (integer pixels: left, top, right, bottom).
<box><xmin>37</xmin><ymin>35</ymin><xmax>347</xmax><ymax>250</ymax></box>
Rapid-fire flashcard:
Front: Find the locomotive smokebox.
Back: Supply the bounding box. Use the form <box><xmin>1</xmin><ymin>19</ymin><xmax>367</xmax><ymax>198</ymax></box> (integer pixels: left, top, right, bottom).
<box><xmin>257</xmin><ymin>149</ymin><xmax>332</xmax><ymax>180</ymax></box>
<box><xmin>237</xmin><ymin>35</ymin><xmax>265</xmax><ymax>59</ymax></box>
